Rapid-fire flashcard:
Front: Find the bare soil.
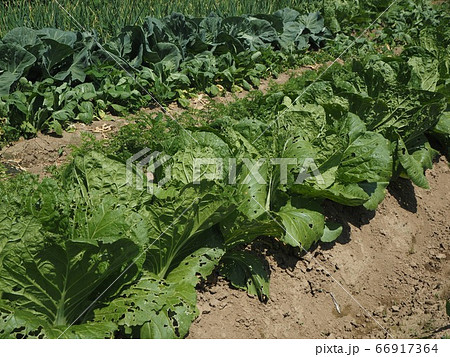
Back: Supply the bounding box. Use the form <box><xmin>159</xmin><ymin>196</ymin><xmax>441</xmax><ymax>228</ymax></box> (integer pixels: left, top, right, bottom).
<box><xmin>188</xmin><ymin>157</ymin><xmax>450</xmax><ymax>339</ymax></box>
<box><xmin>0</xmin><ymin>119</ymin><xmax>127</xmax><ymax>177</ymax></box>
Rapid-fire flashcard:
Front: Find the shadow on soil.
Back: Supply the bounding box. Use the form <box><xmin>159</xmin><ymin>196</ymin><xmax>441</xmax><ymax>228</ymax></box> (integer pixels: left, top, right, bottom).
<box><xmin>248</xmin><ymin>199</ymin><xmax>379</xmax><ymax>271</ymax></box>
<box><xmin>238</xmin><ymin>198</ymin><xmax>381</xmax><ymax>273</ymax></box>
<box><xmin>202</xmin><ymin>176</ymin><xmax>424</xmax><ymax>293</ymax></box>
<box><xmin>387</xmin><ymin>178</ymin><xmax>418</xmax><ymax>213</ymax></box>
<box><xmin>320</xmin><ymin>201</ymin><xmax>376</xmax><ymax>251</ymax></box>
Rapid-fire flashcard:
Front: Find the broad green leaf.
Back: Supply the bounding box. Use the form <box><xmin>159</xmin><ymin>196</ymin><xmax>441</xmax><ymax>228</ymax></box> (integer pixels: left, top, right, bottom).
<box><xmin>0</xmin><ymin>43</ymin><xmax>36</xmax><ymax>95</ymax></box>
<box><xmin>298</xmin><ymin>12</ymin><xmax>325</xmax><ymax>34</ymax></box>
<box><xmin>284</xmin><ymin>113</ymin><xmax>392</xmax><ymax>206</ymax></box>
<box><xmin>337</xmin><ymin>131</ymin><xmax>392</xmax><ymax>183</ymax></box>
<box><xmin>361</xmin><ymin>182</ymin><xmax>389</xmax><ymax>210</ymax></box>
<box><xmin>37</xmin><ymin>28</ymin><xmax>77</xmax><ymax>47</ymax></box>
<box><xmin>94</xmin><ymin>273</ymin><xmax>195</xmax><ymax>339</ymax></box>
<box><xmin>0</xmin><ymin>305</ymin><xmax>48</xmax><ymax>338</ymax></box>
<box><xmin>0</xmin><ymin>165</ymin><xmax>143</xmax><ymax>338</ymax></box>
<box><xmin>0</xmin><ymin>217</ymin><xmax>140</xmax><ymax>333</ymax></box>
<box><xmin>165</xmin><ymin>231</ymin><xmax>225</xmax><ymax>285</ymax></box>
<box><xmin>40</xmin><ymin>39</ymin><xmax>75</xmax><ymax>80</ymax></box>
<box><xmin>408</xmin><ymin>135</ymin><xmax>438</xmax><ymax>171</ymax></box>
<box><xmin>95</xmin><ymin>241</ymin><xmax>222</xmax><ymax>340</ymax></box>
<box><xmin>407</xmin><ymin>56</ymin><xmax>439</xmax><ymax>92</ymax></box>
<box><xmin>0</xmin><ymin>304</ymin><xmax>117</xmax><ymax>339</ymax></box>
<box><xmin>397</xmin><ymin>135</ymin><xmax>430</xmax><ymax>189</ymax></box>
<box><xmin>276</xmin><ymin>201</ymin><xmax>324</xmax><ymax>250</ymax></box>
<box><xmin>221</xmin><ymin>250</ymin><xmax>270</xmax><ymax>301</ymax></box>
<box><xmin>49</xmin><ymin>120</ymin><xmax>63</xmax><ymax>136</ymax></box>
<box><xmin>220</xmin><ymin>210</ymin><xmax>281</xmax><ymax>248</ymax></box>
<box><xmin>292</xmin><ymin>181</ymin><xmax>371</xmax><ymax>206</ymax></box>
<box><xmin>2</xmin><ymin>27</ymin><xmax>40</xmax><ymax>49</ymax></box>
<box><xmin>281</xmin><ymin>102</ymin><xmax>326</xmax><ymax>142</ymax></box>
<box><xmin>142</xmin><ymin>185</ymin><xmax>231</xmax><ymax>277</ymax></box>
<box><xmin>431</xmin><ymin>112</ymin><xmax>450</xmax><ymax>154</ymax></box>
<box><xmin>72</xmin><ymin>204</ymin><xmax>130</xmax><ymax>245</ymax></box>
<box><xmin>321</xmin><ymin>222</ymin><xmax>343</xmax><ymax>243</ymax></box>
<box><xmin>235</xmin><ymin>158</ymin><xmax>270</xmax><ymax>219</ymax></box>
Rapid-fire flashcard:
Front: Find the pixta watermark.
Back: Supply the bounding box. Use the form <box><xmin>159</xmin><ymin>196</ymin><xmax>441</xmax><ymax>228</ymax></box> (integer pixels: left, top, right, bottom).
<box><xmin>126</xmin><ymin>148</ymin><xmax>324</xmax><ymax>191</ymax></box>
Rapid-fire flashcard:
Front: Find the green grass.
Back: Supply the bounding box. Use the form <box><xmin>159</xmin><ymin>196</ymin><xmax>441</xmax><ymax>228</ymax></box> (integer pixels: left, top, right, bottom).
<box><xmin>0</xmin><ymin>0</ymin><xmax>324</xmax><ymax>39</ymax></box>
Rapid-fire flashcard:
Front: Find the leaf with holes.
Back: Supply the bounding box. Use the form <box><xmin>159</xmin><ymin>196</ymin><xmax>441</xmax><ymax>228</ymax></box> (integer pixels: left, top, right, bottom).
<box><xmin>94</xmin><ymin>242</ymin><xmax>223</xmax><ymax>338</ymax></box>
<box><xmin>220</xmin><ymin>250</ymin><xmax>270</xmax><ymax>302</ymax></box>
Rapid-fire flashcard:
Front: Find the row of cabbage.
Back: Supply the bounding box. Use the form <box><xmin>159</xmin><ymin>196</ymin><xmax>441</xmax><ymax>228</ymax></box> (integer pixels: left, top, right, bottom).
<box><xmin>0</xmin><ymin>9</ymin><xmax>330</xmax><ymax>143</ymax></box>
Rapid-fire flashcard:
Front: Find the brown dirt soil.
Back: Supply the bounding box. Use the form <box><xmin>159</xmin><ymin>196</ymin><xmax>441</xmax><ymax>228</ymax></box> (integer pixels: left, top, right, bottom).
<box><xmin>0</xmin><ymin>119</ymin><xmax>128</xmax><ymax>177</ymax></box>
<box><xmin>188</xmin><ymin>157</ymin><xmax>450</xmax><ymax>339</ymax></box>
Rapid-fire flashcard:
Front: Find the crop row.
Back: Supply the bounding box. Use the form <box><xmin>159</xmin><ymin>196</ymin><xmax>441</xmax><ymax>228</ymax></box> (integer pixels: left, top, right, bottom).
<box><xmin>1</xmin><ymin>0</ymin><xmax>446</xmax><ymax>145</ymax></box>
<box><xmin>0</xmin><ymin>8</ymin><xmax>331</xmax><ymax>144</ymax></box>
<box><xmin>0</xmin><ymin>0</ymin><xmax>333</xmax><ymax>39</ymax></box>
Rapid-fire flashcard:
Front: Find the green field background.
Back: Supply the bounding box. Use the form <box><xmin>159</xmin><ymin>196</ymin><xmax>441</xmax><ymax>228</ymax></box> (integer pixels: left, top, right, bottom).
<box><xmin>0</xmin><ymin>0</ymin><xmax>325</xmax><ymax>38</ymax></box>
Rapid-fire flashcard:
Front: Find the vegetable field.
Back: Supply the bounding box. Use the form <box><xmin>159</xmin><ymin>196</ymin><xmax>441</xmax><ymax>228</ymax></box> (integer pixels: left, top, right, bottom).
<box><xmin>0</xmin><ymin>0</ymin><xmax>449</xmax><ymax>339</ymax></box>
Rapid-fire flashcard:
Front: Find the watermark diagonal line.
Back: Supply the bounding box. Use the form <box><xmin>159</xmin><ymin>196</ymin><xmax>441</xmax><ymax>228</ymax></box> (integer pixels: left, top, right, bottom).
<box><xmin>251</xmin><ymin>0</ymin><xmax>399</xmax><ymax>145</ymax></box>
<box><xmin>57</xmin><ymin>197</ymin><xmax>199</xmax><ymax>339</ymax></box>
<box><xmin>51</xmin><ymin>0</ymin><xmax>199</xmax><ymax>144</ymax></box>
<box><xmin>250</xmin><ymin>196</ymin><xmax>394</xmax><ymax>338</ymax></box>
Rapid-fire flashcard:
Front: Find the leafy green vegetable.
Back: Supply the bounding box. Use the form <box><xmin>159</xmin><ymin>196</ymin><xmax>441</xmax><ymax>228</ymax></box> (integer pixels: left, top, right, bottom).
<box><xmin>0</xmin><ymin>8</ymin><xmax>331</xmax><ymax>144</ymax></box>
<box><xmin>221</xmin><ymin>250</ymin><xmax>270</xmax><ymax>302</ymax></box>
<box><xmin>0</xmin><ymin>175</ymin><xmax>142</xmax><ymax>338</ymax></box>
<box><xmin>432</xmin><ymin>112</ymin><xmax>450</xmax><ymax>155</ymax></box>
<box><xmin>95</xmin><ymin>240</ymin><xmax>224</xmax><ymax>339</ymax></box>
<box><xmin>321</xmin><ymin>222</ymin><xmax>343</xmax><ymax>243</ymax></box>
<box><xmin>277</xmin><ymin>201</ymin><xmax>324</xmax><ymax>249</ymax></box>
<box><xmin>0</xmin><ymin>43</ymin><xmax>36</xmax><ymax>95</ymax></box>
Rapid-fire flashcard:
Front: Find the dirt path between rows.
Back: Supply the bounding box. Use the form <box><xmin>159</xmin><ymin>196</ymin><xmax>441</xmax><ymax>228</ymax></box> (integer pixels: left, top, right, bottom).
<box><xmin>188</xmin><ymin>157</ymin><xmax>450</xmax><ymax>339</ymax></box>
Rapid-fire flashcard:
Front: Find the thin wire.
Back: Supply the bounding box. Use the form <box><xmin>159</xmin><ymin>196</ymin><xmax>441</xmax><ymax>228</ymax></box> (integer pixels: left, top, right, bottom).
<box><xmin>251</xmin><ymin>197</ymin><xmax>394</xmax><ymax>338</ymax></box>
<box><xmin>57</xmin><ymin>198</ymin><xmax>199</xmax><ymax>338</ymax></box>
<box><xmin>249</xmin><ymin>0</ymin><xmax>401</xmax><ymax>336</ymax></box>
<box><xmin>251</xmin><ymin>0</ymin><xmax>399</xmax><ymax>145</ymax></box>
<box><xmin>52</xmin><ymin>0</ymin><xmax>401</xmax><ymax>339</ymax></box>
<box><xmin>51</xmin><ymin>0</ymin><xmax>199</xmax><ymax>144</ymax></box>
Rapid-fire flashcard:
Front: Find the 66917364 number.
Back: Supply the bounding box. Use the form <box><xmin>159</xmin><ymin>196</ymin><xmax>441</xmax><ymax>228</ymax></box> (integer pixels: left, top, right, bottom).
<box><xmin>375</xmin><ymin>344</ymin><xmax>438</xmax><ymax>354</ymax></box>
